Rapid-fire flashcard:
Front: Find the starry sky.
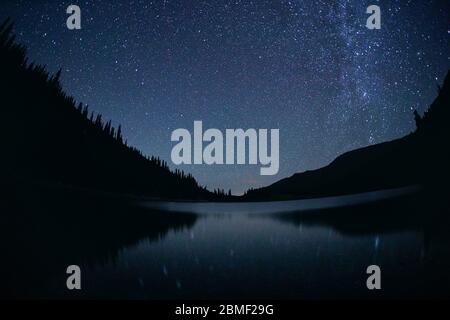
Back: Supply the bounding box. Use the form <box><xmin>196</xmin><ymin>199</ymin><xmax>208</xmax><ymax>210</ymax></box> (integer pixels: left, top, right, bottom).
<box><xmin>1</xmin><ymin>0</ymin><xmax>449</xmax><ymax>194</ymax></box>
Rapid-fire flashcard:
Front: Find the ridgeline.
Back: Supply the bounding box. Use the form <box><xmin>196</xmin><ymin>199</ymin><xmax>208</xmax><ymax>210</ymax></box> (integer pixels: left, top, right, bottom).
<box><xmin>0</xmin><ymin>19</ymin><xmax>225</xmax><ymax>200</ymax></box>
<box><xmin>244</xmin><ymin>70</ymin><xmax>450</xmax><ymax>200</ymax></box>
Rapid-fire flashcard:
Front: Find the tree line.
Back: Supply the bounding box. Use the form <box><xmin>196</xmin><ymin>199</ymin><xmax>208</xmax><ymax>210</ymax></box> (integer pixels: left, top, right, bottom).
<box><xmin>0</xmin><ymin>18</ymin><xmax>228</xmax><ymax>200</ymax></box>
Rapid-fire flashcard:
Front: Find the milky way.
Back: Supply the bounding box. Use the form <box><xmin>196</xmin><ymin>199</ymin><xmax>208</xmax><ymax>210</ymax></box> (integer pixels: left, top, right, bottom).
<box><xmin>1</xmin><ymin>0</ymin><xmax>448</xmax><ymax>194</ymax></box>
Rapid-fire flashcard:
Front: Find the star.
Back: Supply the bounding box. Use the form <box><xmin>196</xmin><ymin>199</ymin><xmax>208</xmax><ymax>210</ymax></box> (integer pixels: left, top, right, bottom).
<box><xmin>0</xmin><ymin>0</ymin><xmax>447</xmax><ymax>194</ymax></box>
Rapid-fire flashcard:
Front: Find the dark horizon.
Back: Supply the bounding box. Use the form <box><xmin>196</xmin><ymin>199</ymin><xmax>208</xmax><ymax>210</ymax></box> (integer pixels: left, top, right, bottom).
<box><xmin>0</xmin><ymin>0</ymin><xmax>448</xmax><ymax>194</ymax></box>
<box><xmin>2</xmin><ymin>2</ymin><xmax>450</xmax><ymax>304</ymax></box>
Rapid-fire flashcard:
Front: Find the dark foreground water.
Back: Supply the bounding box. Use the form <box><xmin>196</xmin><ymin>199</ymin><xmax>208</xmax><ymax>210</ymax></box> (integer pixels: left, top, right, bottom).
<box><xmin>2</xmin><ymin>184</ymin><xmax>450</xmax><ymax>299</ymax></box>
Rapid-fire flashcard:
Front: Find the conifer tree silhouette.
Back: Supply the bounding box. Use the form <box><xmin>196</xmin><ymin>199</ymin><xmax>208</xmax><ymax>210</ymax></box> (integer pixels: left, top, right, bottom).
<box><xmin>1</xmin><ymin>19</ymin><xmax>225</xmax><ymax>200</ymax></box>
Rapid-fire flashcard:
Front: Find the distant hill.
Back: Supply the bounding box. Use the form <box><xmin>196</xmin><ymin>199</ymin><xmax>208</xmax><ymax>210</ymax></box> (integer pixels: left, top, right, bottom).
<box><xmin>244</xmin><ymin>70</ymin><xmax>450</xmax><ymax>201</ymax></box>
<box><xmin>3</xmin><ymin>18</ymin><xmax>448</xmax><ymax>202</ymax></box>
<box><xmin>0</xmin><ymin>19</ymin><xmax>224</xmax><ymax>200</ymax></box>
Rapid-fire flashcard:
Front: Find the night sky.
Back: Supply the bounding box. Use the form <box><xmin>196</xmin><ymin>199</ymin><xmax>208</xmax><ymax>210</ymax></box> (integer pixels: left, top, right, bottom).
<box><xmin>1</xmin><ymin>0</ymin><xmax>448</xmax><ymax>194</ymax></box>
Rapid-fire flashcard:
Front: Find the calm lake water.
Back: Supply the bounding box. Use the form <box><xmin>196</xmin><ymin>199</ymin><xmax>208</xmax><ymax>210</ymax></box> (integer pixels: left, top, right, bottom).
<box><xmin>2</xmin><ymin>187</ymin><xmax>449</xmax><ymax>299</ymax></box>
<box><xmin>79</xmin><ymin>213</ymin><xmax>424</xmax><ymax>299</ymax></box>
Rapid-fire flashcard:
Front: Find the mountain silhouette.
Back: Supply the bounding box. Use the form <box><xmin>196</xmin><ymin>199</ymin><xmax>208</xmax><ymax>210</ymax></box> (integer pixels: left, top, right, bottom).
<box><xmin>0</xmin><ymin>19</ymin><xmax>232</xmax><ymax>200</ymax></box>
<box><xmin>244</xmin><ymin>70</ymin><xmax>450</xmax><ymax>200</ymax></box>
<box><xmin>2</xmin><ymin>18</ymin><xmax>448</xmax><ymax>202</ymax></box>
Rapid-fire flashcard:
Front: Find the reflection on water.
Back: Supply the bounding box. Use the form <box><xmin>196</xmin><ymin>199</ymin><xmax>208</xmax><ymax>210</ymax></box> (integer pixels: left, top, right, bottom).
<box><xmin>79</xmin><ymin>215</ymin><xmax>426</xmax><ymax>299</ymax></box>
<box><xmin>1</xmin><ymin>183</ymin><xmax>450</xmax><ymax>299</ymax></box>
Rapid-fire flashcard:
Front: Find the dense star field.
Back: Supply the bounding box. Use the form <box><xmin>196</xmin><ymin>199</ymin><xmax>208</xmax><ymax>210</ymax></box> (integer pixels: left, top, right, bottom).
<box><xmin>0</xmin><ymin>0</ymin><xmax>448</xmax><ymax>194</ymax></box>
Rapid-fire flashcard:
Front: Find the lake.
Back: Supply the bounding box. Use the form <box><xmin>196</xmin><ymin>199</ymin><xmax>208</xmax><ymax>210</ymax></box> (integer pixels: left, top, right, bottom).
<box><xmin>1</xmin><ymin>185</ymin><xmax>449</xmax><ymax>299</ymax></box>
